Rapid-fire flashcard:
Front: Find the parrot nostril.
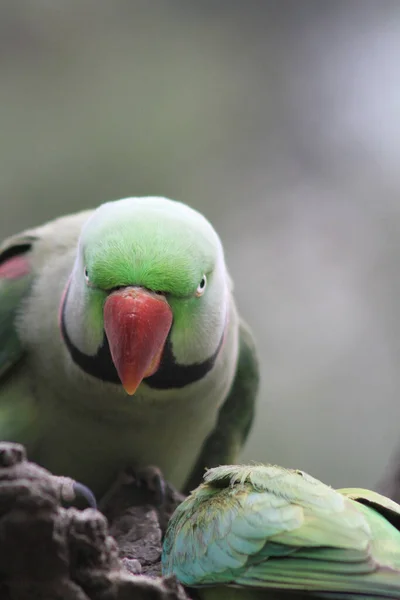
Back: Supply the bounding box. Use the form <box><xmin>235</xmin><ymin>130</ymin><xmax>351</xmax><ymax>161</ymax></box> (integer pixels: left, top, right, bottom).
<box><xmin>107</xmin><ymin>286</ymin><xmax>166</xmax><ymax>298</ymax></box>
<box><xmin>107</xmin><ymin>285</ymin><xmax>125</xmax><ymax>294</ymax></box>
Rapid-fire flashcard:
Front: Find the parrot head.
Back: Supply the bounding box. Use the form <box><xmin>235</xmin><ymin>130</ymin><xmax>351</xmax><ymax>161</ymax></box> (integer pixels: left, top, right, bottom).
<box><xmin>60</xmin><ymin>197</ymin><xmax>230</xmax><ymax>396</ymax></box>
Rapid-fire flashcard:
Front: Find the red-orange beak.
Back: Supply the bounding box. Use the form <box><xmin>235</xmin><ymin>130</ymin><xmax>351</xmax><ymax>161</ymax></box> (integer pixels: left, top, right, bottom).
<box><xmin>103</xmin><ymin>287</ymin><xmax>173</xmax><ymax>395</ymax></box>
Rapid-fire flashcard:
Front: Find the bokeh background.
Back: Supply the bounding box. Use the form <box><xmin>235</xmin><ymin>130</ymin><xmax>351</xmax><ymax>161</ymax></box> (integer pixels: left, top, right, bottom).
<box><xmin>2</xmin><ymin>0</ymin><xmax>400</xmax><ymax>492</ymax></box>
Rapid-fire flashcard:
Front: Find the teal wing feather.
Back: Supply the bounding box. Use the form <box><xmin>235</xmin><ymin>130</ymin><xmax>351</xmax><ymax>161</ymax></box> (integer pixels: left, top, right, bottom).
<box><xmin>339</xmin><ymin>487</ymin><xmax>400</xmax><ymax>529</ymax></box>
<box><xmin>183</xmin><ymin>320</ymin><xmax>259</xmax><ymax>494</ymax></box>
<box><xmin>338</xmin><ymin>487</ymin><xmax>400</xmax><ymax>579</ymax></box>
<box><xmin>163</xmin><ymin>465</ymin><xmax>400</xmax><ymax>598</ymax></box>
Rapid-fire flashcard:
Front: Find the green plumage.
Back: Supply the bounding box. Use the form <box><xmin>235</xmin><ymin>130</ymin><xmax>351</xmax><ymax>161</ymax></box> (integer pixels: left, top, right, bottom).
<box><xmin>162</xmin><ymin>465</ymin><xmax>400</xmax><ymax>599</ymax></box>
<box><xmin>82</xmin><ymin>198</ymin><xmax>217</xmax><ymax>295</ymax></box>
<box><xmin>184</xmin><ymin>323</ymin><xmax>258</xmax><ymax>494</ymax></box>
<box><xmin>0</xmin><ymin>197</ymin><xmax>259</xmax><ymax>496</ymax></box>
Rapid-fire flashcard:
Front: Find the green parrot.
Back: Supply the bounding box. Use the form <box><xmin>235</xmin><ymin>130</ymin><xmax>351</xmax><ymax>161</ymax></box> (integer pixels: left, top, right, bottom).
<box><xmin>162</xmin><ymin>464</ymin><xmax>400</xmax><ymax>599</ymax></box>
<box><xmin>0</xmin><ymin>197</ymin><xmax>259</xmax><ymax>497</ymax></box>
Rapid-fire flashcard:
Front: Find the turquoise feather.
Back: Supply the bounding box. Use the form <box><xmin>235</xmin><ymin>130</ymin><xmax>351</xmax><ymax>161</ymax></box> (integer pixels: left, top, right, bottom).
<box><xmin>162</xmin><ymin>464</ymin><xmax>400</xmax><ymax>599</ymax></box>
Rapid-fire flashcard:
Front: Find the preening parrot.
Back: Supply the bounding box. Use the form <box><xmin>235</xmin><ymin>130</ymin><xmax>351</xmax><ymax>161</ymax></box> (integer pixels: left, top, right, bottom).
<box><xmin>0</xmin><ymin>197</ymin><xmax>259</xmax><ymax>497</ymax></box>
<box><xmin>162</xmin><ymin>464</ymin><xmax>400</xmax><ymax>599</ymax></box>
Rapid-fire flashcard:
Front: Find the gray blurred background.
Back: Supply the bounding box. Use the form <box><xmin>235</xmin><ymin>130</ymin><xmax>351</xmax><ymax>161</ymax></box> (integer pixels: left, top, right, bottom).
<box><xmin>2</xmin><ymin>0</ymin><xmax>400</xmax><ymax>491</ymax></box>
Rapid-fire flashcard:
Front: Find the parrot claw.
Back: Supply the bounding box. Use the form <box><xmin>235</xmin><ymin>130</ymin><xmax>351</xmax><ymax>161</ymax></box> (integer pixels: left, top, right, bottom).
<box><xmin>54</xmin><ymin>476</ymin><xmax>97</xmax><ymax>509</ymax></box>
<box><xmin>98</xmin><ymin>464</ymin><xmax>170</xmax><ymax>518</ymax></box>
<box><xmin>124</xmin><ymin>465</ymin><xmax>167</xmax><ymax>507</ymax></box>
<box><xmin>98</xmin><ymin>465</ymin><xmax>185</xmax><ymax>535</ymax></box>
<box><xmin>72</xmin><ymin>481</ymin><xmax>97</xmax><ymax>509</ymax></box>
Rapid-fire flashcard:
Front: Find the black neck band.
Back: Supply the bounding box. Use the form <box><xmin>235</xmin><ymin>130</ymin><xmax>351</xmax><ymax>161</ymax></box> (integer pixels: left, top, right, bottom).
<box><xmin>60</xmin><ymin>283</ymin><xmax>224</xmax><ymax>390</ymax></box>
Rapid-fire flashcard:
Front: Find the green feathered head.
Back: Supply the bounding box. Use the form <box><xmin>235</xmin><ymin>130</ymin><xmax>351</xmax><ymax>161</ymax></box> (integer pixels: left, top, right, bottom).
<box><xmin>61</xmin><ymin>196</ymin><xmax>231</xmax><ymax>395</ymax></box>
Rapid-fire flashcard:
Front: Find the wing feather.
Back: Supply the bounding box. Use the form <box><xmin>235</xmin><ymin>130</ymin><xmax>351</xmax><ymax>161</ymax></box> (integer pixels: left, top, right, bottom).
<box><xmin>163</xmin><ymin>466</ymin><xmax>400</xmax><ymax>597</ymax></box>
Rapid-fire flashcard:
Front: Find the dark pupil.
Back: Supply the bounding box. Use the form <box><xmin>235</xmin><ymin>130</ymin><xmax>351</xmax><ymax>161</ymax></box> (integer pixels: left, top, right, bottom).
<box><xmin>200</xmin><ymin>277</ymin><xmax>205</xmax><ymax>288</ymax></box>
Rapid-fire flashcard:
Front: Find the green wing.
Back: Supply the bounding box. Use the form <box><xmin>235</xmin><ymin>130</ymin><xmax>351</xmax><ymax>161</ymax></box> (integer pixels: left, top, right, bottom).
<box><xmin>0</xmin><ymin>234</ymin><xmax>42</xmax><ymax>445</ymax></box>
<box><xmin>164</xmin><ymin>467</ymin><xmax>400</xmax><ymax>598</ymax></box>
<box><xmin>339</xmin><ymin>487</ymin><xmax>400</xmax><ymax>530</ymax></box>
<box><xmin>183</xmin><ymin>320</ymin><xmax>259</xmax><ymax>494</ymax></box>
<box><xmin>0</xmin><ymin>234</ymin><xmax>35</xmax><ymax>378</ymax></box>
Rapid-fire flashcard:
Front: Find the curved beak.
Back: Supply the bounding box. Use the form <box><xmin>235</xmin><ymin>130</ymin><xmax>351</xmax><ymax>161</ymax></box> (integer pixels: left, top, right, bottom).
<box><xmin>103</xmin><ymin>287</ymin><xmax>173</xmax><ymax>395</ymax></box>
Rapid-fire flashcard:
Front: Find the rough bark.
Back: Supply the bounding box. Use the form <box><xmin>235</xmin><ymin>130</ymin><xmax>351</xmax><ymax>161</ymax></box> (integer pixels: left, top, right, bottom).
<box><xmin>0</xmin><ymin>442</ymin><xmax>189</xmax><ymax>600</ymax></box>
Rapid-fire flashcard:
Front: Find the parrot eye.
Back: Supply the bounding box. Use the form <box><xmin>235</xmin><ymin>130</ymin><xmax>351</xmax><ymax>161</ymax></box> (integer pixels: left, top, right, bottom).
<box><xmin>195</xmin><ymin>275</ymin><xmax>207</xmax><ymax>297</ymax></box>
<box><xmin>84</xmin><ymin>267</ymin><xmax>91</xmax><ymax>284</ymax></box>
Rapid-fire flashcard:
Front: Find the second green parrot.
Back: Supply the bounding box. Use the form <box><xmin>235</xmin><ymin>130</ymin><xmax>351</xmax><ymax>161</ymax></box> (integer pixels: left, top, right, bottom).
<box><xmin>0</xmin><ymin>197</ymin><xmax>259</xmax><ymax>496</ymax></box>
<box><xmin>162</xmin><ymin>464</ymin><xmax>400</xmax><ymax>599</ymax></box>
